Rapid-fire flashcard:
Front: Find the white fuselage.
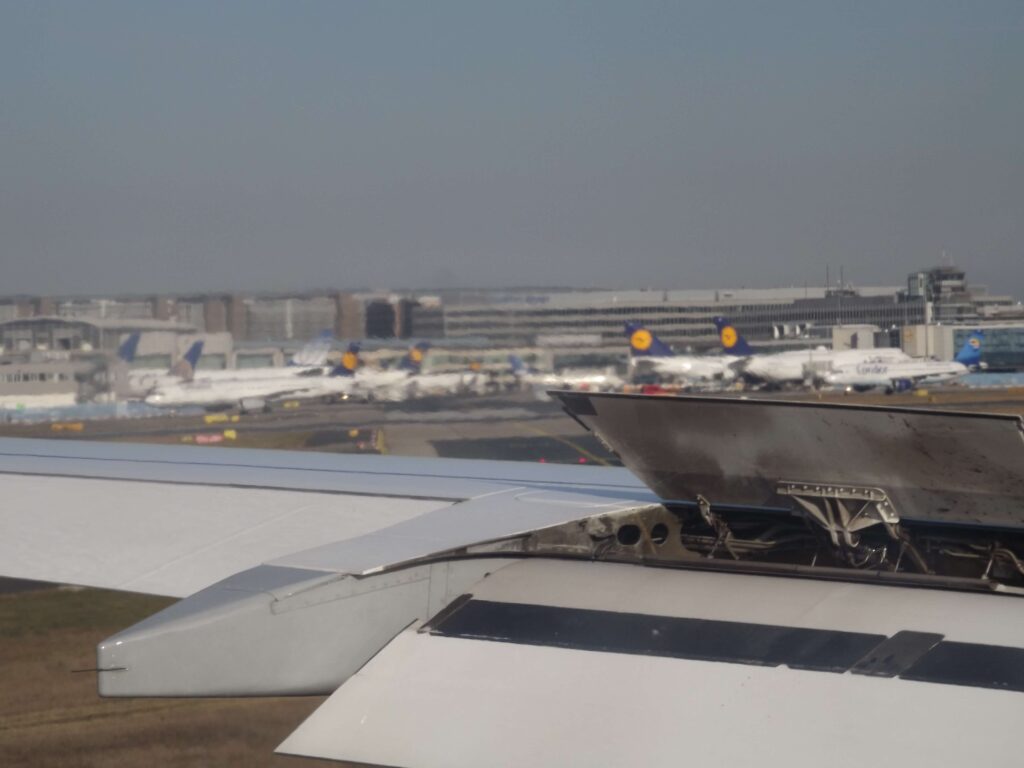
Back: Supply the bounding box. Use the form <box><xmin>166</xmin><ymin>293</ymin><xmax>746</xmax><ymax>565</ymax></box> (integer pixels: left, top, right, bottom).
<box><xmin>145</xmin><ymin>372</ymin><xmax>355</xmax><ymax>408</ymax></box>
<box><xmin>743</xmin><ymin>347</ymin><xmax>910</xmax><ymax>384</ymax></box>
<box><xmin>405</xmin><ymin>372</ymin><xmax>486</xmax><ymax>398</ymax></box>
<box><xmin>128</xmin><ymin>369</ymin><xmax>182</xmax><ymax>393</ymax></box>
<box><xmin>344</xmin><ymin>368</ymin><xmax>484</xmax><ymax>402</ymax></box>
<box><xmin>348</xmin><ymin>369</ymin><xmax>414</xmax><ymax>402</ymax></box>
<box><xmin>189</xmin><ymin>366</ymin><xmax>330</xmax><ymax>382</ymax></box>
<box><xmin>633</xmin><ymin>355</ymin><xmax>740</xmax><ymax>383</ymax></box>
<box><xmin>824</xmin><ymin>357</ymin><xmax>968</xmax><ymax>389</ymax></box>
<box><xmin>520</xmin><ymin>367</ymin><xmax>624</xmax><ymax>393</ymax></box>
<box><xmin>130</xmin><ymin>365</ymin><xmax>329</xmax><ymax>391</ymax></box>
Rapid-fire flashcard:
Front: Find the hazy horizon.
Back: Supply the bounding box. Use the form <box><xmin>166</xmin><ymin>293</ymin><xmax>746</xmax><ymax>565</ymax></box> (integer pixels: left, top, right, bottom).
<box><xmin>3</xmin><ymin>2</ymin><xmax>1022</xmax><ymax>299</ymax></box>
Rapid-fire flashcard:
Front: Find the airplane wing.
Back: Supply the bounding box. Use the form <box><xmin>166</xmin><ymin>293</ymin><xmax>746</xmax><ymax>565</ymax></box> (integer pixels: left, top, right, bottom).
<box><xmin>280</xmin><ymin>558</ymin><xmax>1023</xmax><ymax>768</ymax></box>
<box><xmin>0</xmin><ymin>436</ymin><xmax>649</xmax><ymax>597</ymax></box>
<box><xmin>2</xmin><ymin>392</ymin><xmax>1022</xmax><ymax>765</ymax></box>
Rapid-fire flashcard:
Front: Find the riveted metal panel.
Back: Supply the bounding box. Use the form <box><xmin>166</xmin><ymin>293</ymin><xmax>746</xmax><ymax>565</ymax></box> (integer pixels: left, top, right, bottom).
<box><xmin>555</xmin><ymin>392</ymin><xmax>1024</xmax><ymax>528</ymax></box>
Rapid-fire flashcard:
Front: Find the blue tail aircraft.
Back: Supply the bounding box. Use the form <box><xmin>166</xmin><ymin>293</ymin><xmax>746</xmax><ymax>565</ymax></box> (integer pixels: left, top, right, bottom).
<box><xmin>117</xmin><ymin>332</ymin><xmax>141</xmax><ymax>363</ymax></box>
<box><xmin>954</xmin><ymin>330</ymin><xmax>984</xmax><ymax>368</ymax></box>
<box><xmin>711</xmin><ymin>317</ymin><xmax>755</xmax><ymax>356</ymax></box>
<box><xmin>624</xmin><ymin>322</ymin><xmax>676</xmax><ymax>357</ymax></box>
<box><xmin>168</xmin><ymin>341</ymin><xmax>205</xmax><ymax>380</ymax></box>
<box><xmin>184</xmin><ymin>341</ymin><xmax>204</xmax><ymax>369</ymax></box>
<box><xmin>399</xmin><ymin>342</ymin><xmax>431</xmax><ymax>372</ymax></box>
<box><xmin>329</xmin><ymin>343</ymin><xmax>362</xmax><ymax>377</ymax></box>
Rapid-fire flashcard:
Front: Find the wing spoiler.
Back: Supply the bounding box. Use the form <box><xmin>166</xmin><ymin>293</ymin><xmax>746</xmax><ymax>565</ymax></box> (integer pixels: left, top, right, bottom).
<box><xmin>553</xmin><ymin>391</ymin><xmax>1024</xmax><ymax>530</ymax></box>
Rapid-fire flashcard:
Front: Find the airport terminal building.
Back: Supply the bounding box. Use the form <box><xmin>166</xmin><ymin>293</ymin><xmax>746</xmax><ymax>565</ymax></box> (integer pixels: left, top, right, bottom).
<box><xmin>2</xmin><ymin>264</ymin><xmax>1023</xmax><ymax>369</ymax></box>
<box><xmin>434</xmin><ymin>286</ymin><xmax>925</xmax><ymax>350</ymax></box>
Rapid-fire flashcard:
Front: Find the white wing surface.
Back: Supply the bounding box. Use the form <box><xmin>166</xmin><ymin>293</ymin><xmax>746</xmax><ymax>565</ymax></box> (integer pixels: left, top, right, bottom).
<box><xmin>1</xmin><ymin>473</ymin><xmax>441</xmax><ymax>596</ymax></box>
<box><xmin>279</xmin><ymin>559</ymin><xmax>1024</xmax><ymax>768</ymax></box>
<box><xmin>0</xmin><ymin>437</ymin><xmax>648</xmax><ymax>597</ymax></box>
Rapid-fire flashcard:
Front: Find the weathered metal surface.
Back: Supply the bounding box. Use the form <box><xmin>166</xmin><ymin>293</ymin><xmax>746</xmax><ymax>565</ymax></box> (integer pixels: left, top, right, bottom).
<box><xmin>554</xmin><ymin>392</ymin><xmax>1024</xmax><ymax>529</ymax></box>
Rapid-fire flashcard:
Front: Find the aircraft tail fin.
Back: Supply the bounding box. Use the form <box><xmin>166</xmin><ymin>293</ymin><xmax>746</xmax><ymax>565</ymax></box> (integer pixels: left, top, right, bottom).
<box><xmin>117</xmin><ymin>332</ymin><xmax>141</xmax><ymax>363</ymax></box>
<box><xmin>329</xmin><ymin>343</ymin><xmax>361</xmax><ymax>377</ymax></box>
<box><xmin>509</xmin><ymin>354</ymin><xmax>539</xmax><ymax>375</ymax></box>
<box><xmin>624</xmin><ymin>322</ymin><xmax>675</xmax><ymax>357</ymax></box>
<box><xmin>711</xmin><ymin>317</ymin><xmax>755</xmax><ymax>355</ymax></box>
<box><xmin>399</xmin><ymin>342</ymin><xmax>431</xmax><ymax>372</ymax></box>
<box><xmin>169</xmin><ymin>341</ymin><xmax>204</xmax><ymax>381</ymax></box>
<box><xmin>183</xmin><ymin>341</ymin><xmax>204</xmax><ymax>370</ymax></box>
<box><xmin>954</xmin><ymin>330</ymin><xmax>984</xmax><ymax>367</ymax></box>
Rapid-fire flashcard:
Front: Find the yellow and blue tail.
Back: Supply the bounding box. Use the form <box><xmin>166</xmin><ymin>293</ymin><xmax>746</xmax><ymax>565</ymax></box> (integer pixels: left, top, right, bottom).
<box><xmin>399</xmin><ymin>342</ymin><xmax>431</xmax><ymax>372</ymax></box>
<box><xmin>954</xmin><ymin>330</ymin><xmax>984</xmax><ymax>367</ymax></box>
<box><xmin>711</xmin><ymin>317</ymin><xmax>754</xmax><ymax>355</ymax></box>
<box><xmin>624</xmin><ymin>322</ymin><xmax>675</xmax><ymax>357</ymax></box>
<box><xmin>329</xmin><ymin>343</ymin><xmax>361</xmax><ymax>377</ymax></box>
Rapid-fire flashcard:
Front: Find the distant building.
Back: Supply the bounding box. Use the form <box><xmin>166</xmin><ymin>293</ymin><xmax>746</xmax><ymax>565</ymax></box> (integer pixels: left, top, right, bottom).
<box><xmin>0</xmin><ymin>263</ymin><xmax>1016</xmax><ymax>352</ymax></box>
<box><xmin>407</xmin><ymin>302</ymin><xmax>445</xmax><ymax>339</ymax></box>
<box><xmin>0</xmin><ymin>354</ymin><xmax>96</xmax><ymax>409</ymax></box>
<box><xmin>0</xmin><ymin>317</ymin><xmax>195</xmax><ymax>354</ymax></box>
<box><xmin>438</xmin><ymin>286</ymin><xmax>925</xmax><ymax>350</ymax></box>
<box><xmin>906</xmin><ymin>265</ymin><xmax>1015</xmax><ymax>323</ymax></box>
<box><xmin>55</xmin><ymin>297</ymin><xmax>156</xmax><ymax>321</ymax></box>
<box><xmin>243</xmin><ymin>295</ymin><xmax>336</xmax><ymax>342</ymax></box>
<box><xmin>0</xmin><ymin>317</ymin><xmax>231</xmax><ymax>371</ymax></box>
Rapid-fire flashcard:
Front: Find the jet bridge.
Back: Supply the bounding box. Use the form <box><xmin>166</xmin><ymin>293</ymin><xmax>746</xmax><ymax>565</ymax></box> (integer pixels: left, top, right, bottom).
<box><xmin>555</xmin><ymin>391</ymin><xmax>1024</xmax><ymax>587</ymax></box>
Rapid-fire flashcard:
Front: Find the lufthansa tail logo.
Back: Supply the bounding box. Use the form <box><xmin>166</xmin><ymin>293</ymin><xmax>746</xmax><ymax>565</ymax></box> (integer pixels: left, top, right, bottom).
<box><xmin>341</xmin><ymin>351</ymin><xmax>359</xmax><ymax>370</ymax></box>
<box><xmin>630</xmin><ymin>329</ymin><xmax>653</xmax><ymax>352</ymax></box>
<box><xmin>720</xmin><ymin>326</ymin><xmax>738</xmax><ymax>349</ymax></box>
<box><xmin>969</xmin><ymin>337</ymin><xmax>980</xmax><ymax>349</ymax></box>
<box><xmin>410</xmin><ymin>347</ymin><xmax>425</xmax><ymax>364</ymax></box>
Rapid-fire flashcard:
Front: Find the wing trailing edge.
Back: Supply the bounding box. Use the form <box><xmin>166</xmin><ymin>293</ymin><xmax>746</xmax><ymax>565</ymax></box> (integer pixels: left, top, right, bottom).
<box><xmin>278</xmin><ymin>559</ymin><xmax>1024</xmax><ymax>767</ymax></box>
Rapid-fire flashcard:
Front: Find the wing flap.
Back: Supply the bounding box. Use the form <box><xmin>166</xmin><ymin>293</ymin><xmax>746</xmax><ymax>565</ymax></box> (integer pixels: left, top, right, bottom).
<box><xmin>554</xmin><ymin>391</ymin><xmax>1024</xmax><ymax>528</ymax></box>
<box><xmin>279</xmin><ymin>560</ymin><xmax>1023</xmax><ymax>768</ymax></box>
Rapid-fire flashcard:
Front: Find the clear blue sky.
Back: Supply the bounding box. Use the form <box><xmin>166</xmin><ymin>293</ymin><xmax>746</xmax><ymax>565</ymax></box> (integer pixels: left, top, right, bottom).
<box><xmin>2</xmin><ymin>1</ymin><xmax>1022</xmax><ymax>297</ymax></box>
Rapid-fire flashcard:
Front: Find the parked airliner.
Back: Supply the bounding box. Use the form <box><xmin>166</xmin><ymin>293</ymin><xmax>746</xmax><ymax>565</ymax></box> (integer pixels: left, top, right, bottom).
<box><xmin>824</xmin><ymin>331</ymin><xmax>984</xmax><ymax>392</ymax></box>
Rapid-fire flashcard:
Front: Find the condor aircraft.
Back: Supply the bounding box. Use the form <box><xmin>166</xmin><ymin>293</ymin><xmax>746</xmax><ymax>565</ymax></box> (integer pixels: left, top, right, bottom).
<box><xmin>824</xmin><ymin>331</ymin><xmax>984</xmax><ymax>392</ymax></box>
<box><xmin>1</xmin><ymin>393</ymin><xmax>1021</xmax><ymax>766</ymax></box>
<box><xmin>712</xmin><ymin>317</ymin><xmax>911</xmax><ymax>386</ymax></box>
